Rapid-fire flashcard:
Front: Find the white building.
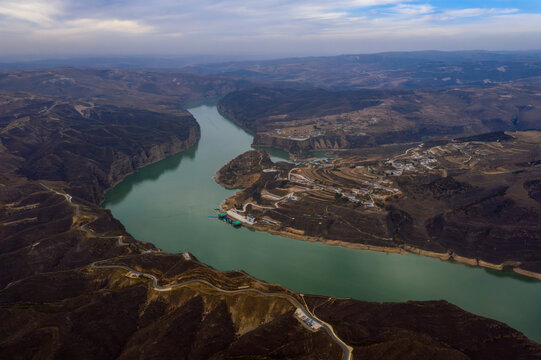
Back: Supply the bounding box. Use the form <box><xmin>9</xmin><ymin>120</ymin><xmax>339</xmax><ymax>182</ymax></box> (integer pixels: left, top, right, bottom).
<box><xmin>294</xmin><ymin>308</ymin><xmax>322</xmax><ymax>330</ymax></box>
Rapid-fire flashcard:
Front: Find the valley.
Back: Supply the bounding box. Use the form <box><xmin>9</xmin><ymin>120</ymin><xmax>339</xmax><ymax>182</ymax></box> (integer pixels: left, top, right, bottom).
<box><xmin>2</xmin><ymin>53</ymin><xmax>541</xmax><ymax>359</ymax></box>
<box><xmin>106</xmin><ymin>105</ymin><xmax>541</xmax><ymax>345</ymax></box>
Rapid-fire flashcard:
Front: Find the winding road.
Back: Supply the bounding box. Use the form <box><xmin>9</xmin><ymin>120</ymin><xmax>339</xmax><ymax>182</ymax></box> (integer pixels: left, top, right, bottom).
<box><xmin>40</xmin><ymin>182</ymin><xmax>353</xmax><ymax>360</ymax></box>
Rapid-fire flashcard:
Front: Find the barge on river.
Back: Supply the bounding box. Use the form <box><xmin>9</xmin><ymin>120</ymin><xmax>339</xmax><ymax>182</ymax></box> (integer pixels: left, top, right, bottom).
<box><xmin>217</xmin><ymin>210</ymin><xmax>256</xmax><ymax>227</ymax></box>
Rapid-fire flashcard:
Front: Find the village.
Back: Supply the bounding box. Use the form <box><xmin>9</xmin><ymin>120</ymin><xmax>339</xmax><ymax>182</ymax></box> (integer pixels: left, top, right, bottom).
<box><xmin>220</xmin><ymin>139</ymin><xmax>489</xmax><ymax>228</ymax></box>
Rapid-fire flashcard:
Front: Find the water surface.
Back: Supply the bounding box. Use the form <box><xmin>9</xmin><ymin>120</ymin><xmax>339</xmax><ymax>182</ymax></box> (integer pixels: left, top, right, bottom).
<box><xmin>104</xmin><ymin>105</ymin><xmax>541</xmax><ymax>342</ymax></box>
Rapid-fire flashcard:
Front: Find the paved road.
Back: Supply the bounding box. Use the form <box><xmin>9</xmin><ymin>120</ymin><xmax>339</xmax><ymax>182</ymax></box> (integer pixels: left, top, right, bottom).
<box><xmin>40</xmin><ymin>183</ymin><xmax>79</xmax><ymax>216</ymax></box>
<box><xmin>40</xmin><ymin>183</ymin><xmax>131</xmax><ymax>247</ymax></box>
<box><xmin>91</xmin><ymin>261</ymin><xmax>352</xmax><ymax>359</ymax></box>
<box><xmin>41</xmin><ymin>182</ymin><xmax>353</xmax><ymax>360</ymax></box>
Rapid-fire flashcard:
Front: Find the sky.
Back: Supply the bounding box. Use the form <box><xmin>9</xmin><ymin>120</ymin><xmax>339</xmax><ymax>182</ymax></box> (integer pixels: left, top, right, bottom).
<box><xmin>0</xmin><ymin>0</ymin><xmax>540</xmax><ymax>59</ymax></box>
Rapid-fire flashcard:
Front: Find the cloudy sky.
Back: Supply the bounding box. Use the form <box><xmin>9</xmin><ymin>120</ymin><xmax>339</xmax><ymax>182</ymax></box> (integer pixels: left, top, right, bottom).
<box><xmin>1</xmin><ymin>0</ymin><xmax>540</xmax><ymax>59</ymax></box>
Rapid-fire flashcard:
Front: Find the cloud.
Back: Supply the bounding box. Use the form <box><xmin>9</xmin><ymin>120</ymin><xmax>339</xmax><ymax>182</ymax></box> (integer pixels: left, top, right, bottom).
<box><xmin>58</xmin><ymin>18</ymin><xmax>153</xmax><ymax>34</ymax></box>
<box><xmin>438</xmin><ymin>7</ymin><xmax>518</xmax><ymax>20</ymax></box>
<box><xmin>0</xmin><ymin>0</ymin><xmax>154</xmax><ymax>40</ymax></box>
<box><xmin>0</xmin><ymin>0</ymin><xmax>540</xmax><ymax>57</ymax></box>
<box><xmin>389</xmin><ymin>4</ymin><xmax>435</xmax><ymax>16</ymax></box>
<box><xmin>0</xmin><ymin>0</ymin><xmax>63</xmax><ymax>25</ymax></box>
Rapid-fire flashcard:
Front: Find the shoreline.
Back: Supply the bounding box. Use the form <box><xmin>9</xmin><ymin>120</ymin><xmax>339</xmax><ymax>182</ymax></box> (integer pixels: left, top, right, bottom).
<box><xmin>216</xmin><ymin>103</ymin><xmax>541</xmax><ymax>282</ymax></box>
<box><xmin>96</xmin><ymin>103</ymin><xmax>541</xmax><ymax>345</ymax></box>
<box><xmin>99</xmin><ymin>127</ymin><xmax>200</xmax><ymax>206</ymax></box>
<box><xmin>213</xmin><ymin>107</ymin><xmax>539</xmax><ymax>278</ymax></box>
<box><xmin>242</xmin><ymin>222</ymin><xmax>541</xmax><ymax>282</ymax></box>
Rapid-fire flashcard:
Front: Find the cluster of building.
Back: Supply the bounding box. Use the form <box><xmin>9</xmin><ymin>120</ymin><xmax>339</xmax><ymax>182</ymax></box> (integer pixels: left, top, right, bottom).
<box><xmin>294</xmin><ymin>308</ymin><xmax>322</xmax><ymax>331</ymax></box>
<box><xmin>288</xmin><ymin>164</ymin><xmax>403</xmax><ymax>208</ymax></box>
<box><xmin>384</xmin><ymin>155</ymin><xmax>438</xmax><ymax>176</ymax></box>
<box><xmin>239</xmin><ymin>141</ymin><xmax>490</xmax><ymax>227</ymax></box>
<box><xmin>224</xmin><ymin>140</ymin><xmax>493</xmax><ymax>231</ymax></box>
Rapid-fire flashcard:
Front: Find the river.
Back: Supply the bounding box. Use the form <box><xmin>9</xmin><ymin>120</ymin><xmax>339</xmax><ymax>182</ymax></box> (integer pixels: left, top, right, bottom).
<box><xmin>103</xmin><ymin>105</ymin><xmax>541</xmax><ymax>342</ymax></box>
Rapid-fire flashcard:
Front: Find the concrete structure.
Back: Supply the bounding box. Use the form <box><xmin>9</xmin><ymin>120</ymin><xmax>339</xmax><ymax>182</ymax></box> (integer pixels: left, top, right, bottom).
<box><xmin>294</xmin><ymin>308</ymin><xmax>322</xmax><ymax>331</ymax></box>
<box><xmin>227</xmin><ymin>209</ymin><xmax>256</xmax><ymax>225</ymax></box>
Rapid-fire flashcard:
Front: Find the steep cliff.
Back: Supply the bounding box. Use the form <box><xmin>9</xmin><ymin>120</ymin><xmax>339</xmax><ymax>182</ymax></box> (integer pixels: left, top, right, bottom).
<box><xmin>218</xmin><ymin>85</ymin><xmax>541</xmax><ymax>157</ymax></box>
<box><xmin>0</xmin><ymin>98</ymin><xmax>200</xmax><ymax>203</ymax></box>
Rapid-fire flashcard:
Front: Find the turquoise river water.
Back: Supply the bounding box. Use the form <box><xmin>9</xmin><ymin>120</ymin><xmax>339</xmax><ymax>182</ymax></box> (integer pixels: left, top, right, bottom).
<box><xmin>103</xmin><ymin>105</ymin><xmax>541</xmax><ymax>342</ymax></box>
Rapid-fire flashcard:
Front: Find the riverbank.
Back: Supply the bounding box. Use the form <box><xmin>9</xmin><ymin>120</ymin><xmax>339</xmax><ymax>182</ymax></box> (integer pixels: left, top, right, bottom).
<box><xmin>243</xmin><ymin>220</ymin><xmax>541</xmax><ymax>281</ymax></box>
<box><xmin>246</xmin><ymin>221</ymin><xmax>408</xmax><ymax>254</ymax></box>
<box><xmin>104</xmin><ymin>105</ymin><xmax>541</xmax><ymax>344</ymax></box>
<box><xmin>211</xmin><ymin>125</ymin><xmax>541</xmax><ymax>283</ymax></box>
<box><xmin>99</xmin><ymin>125</ymin><xmax>200</xmax><ymax>205</ymax></box>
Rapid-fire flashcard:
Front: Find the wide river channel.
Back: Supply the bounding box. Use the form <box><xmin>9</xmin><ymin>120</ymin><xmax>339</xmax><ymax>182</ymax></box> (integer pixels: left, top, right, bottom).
<box><xmin>104</xmin><ymin>105</ymin><xmax>541</xmax><ymax>342</ymax></box>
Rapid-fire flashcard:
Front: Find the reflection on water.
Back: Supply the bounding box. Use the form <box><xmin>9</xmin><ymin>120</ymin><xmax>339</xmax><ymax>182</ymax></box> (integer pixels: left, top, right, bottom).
<box><xmin>104</xmin><ymin>105</ymin><xmax>541</xmax><ymax>343</ymax></box>
<box><xmin>105</xmin><ymin>143</ymin><xmax>199</xmax><ymax>206</ymax></box>
<box><xmin>482</xmin><ymin>266</ymin><xmax>540</xmax><ymax>283</ymax></box>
